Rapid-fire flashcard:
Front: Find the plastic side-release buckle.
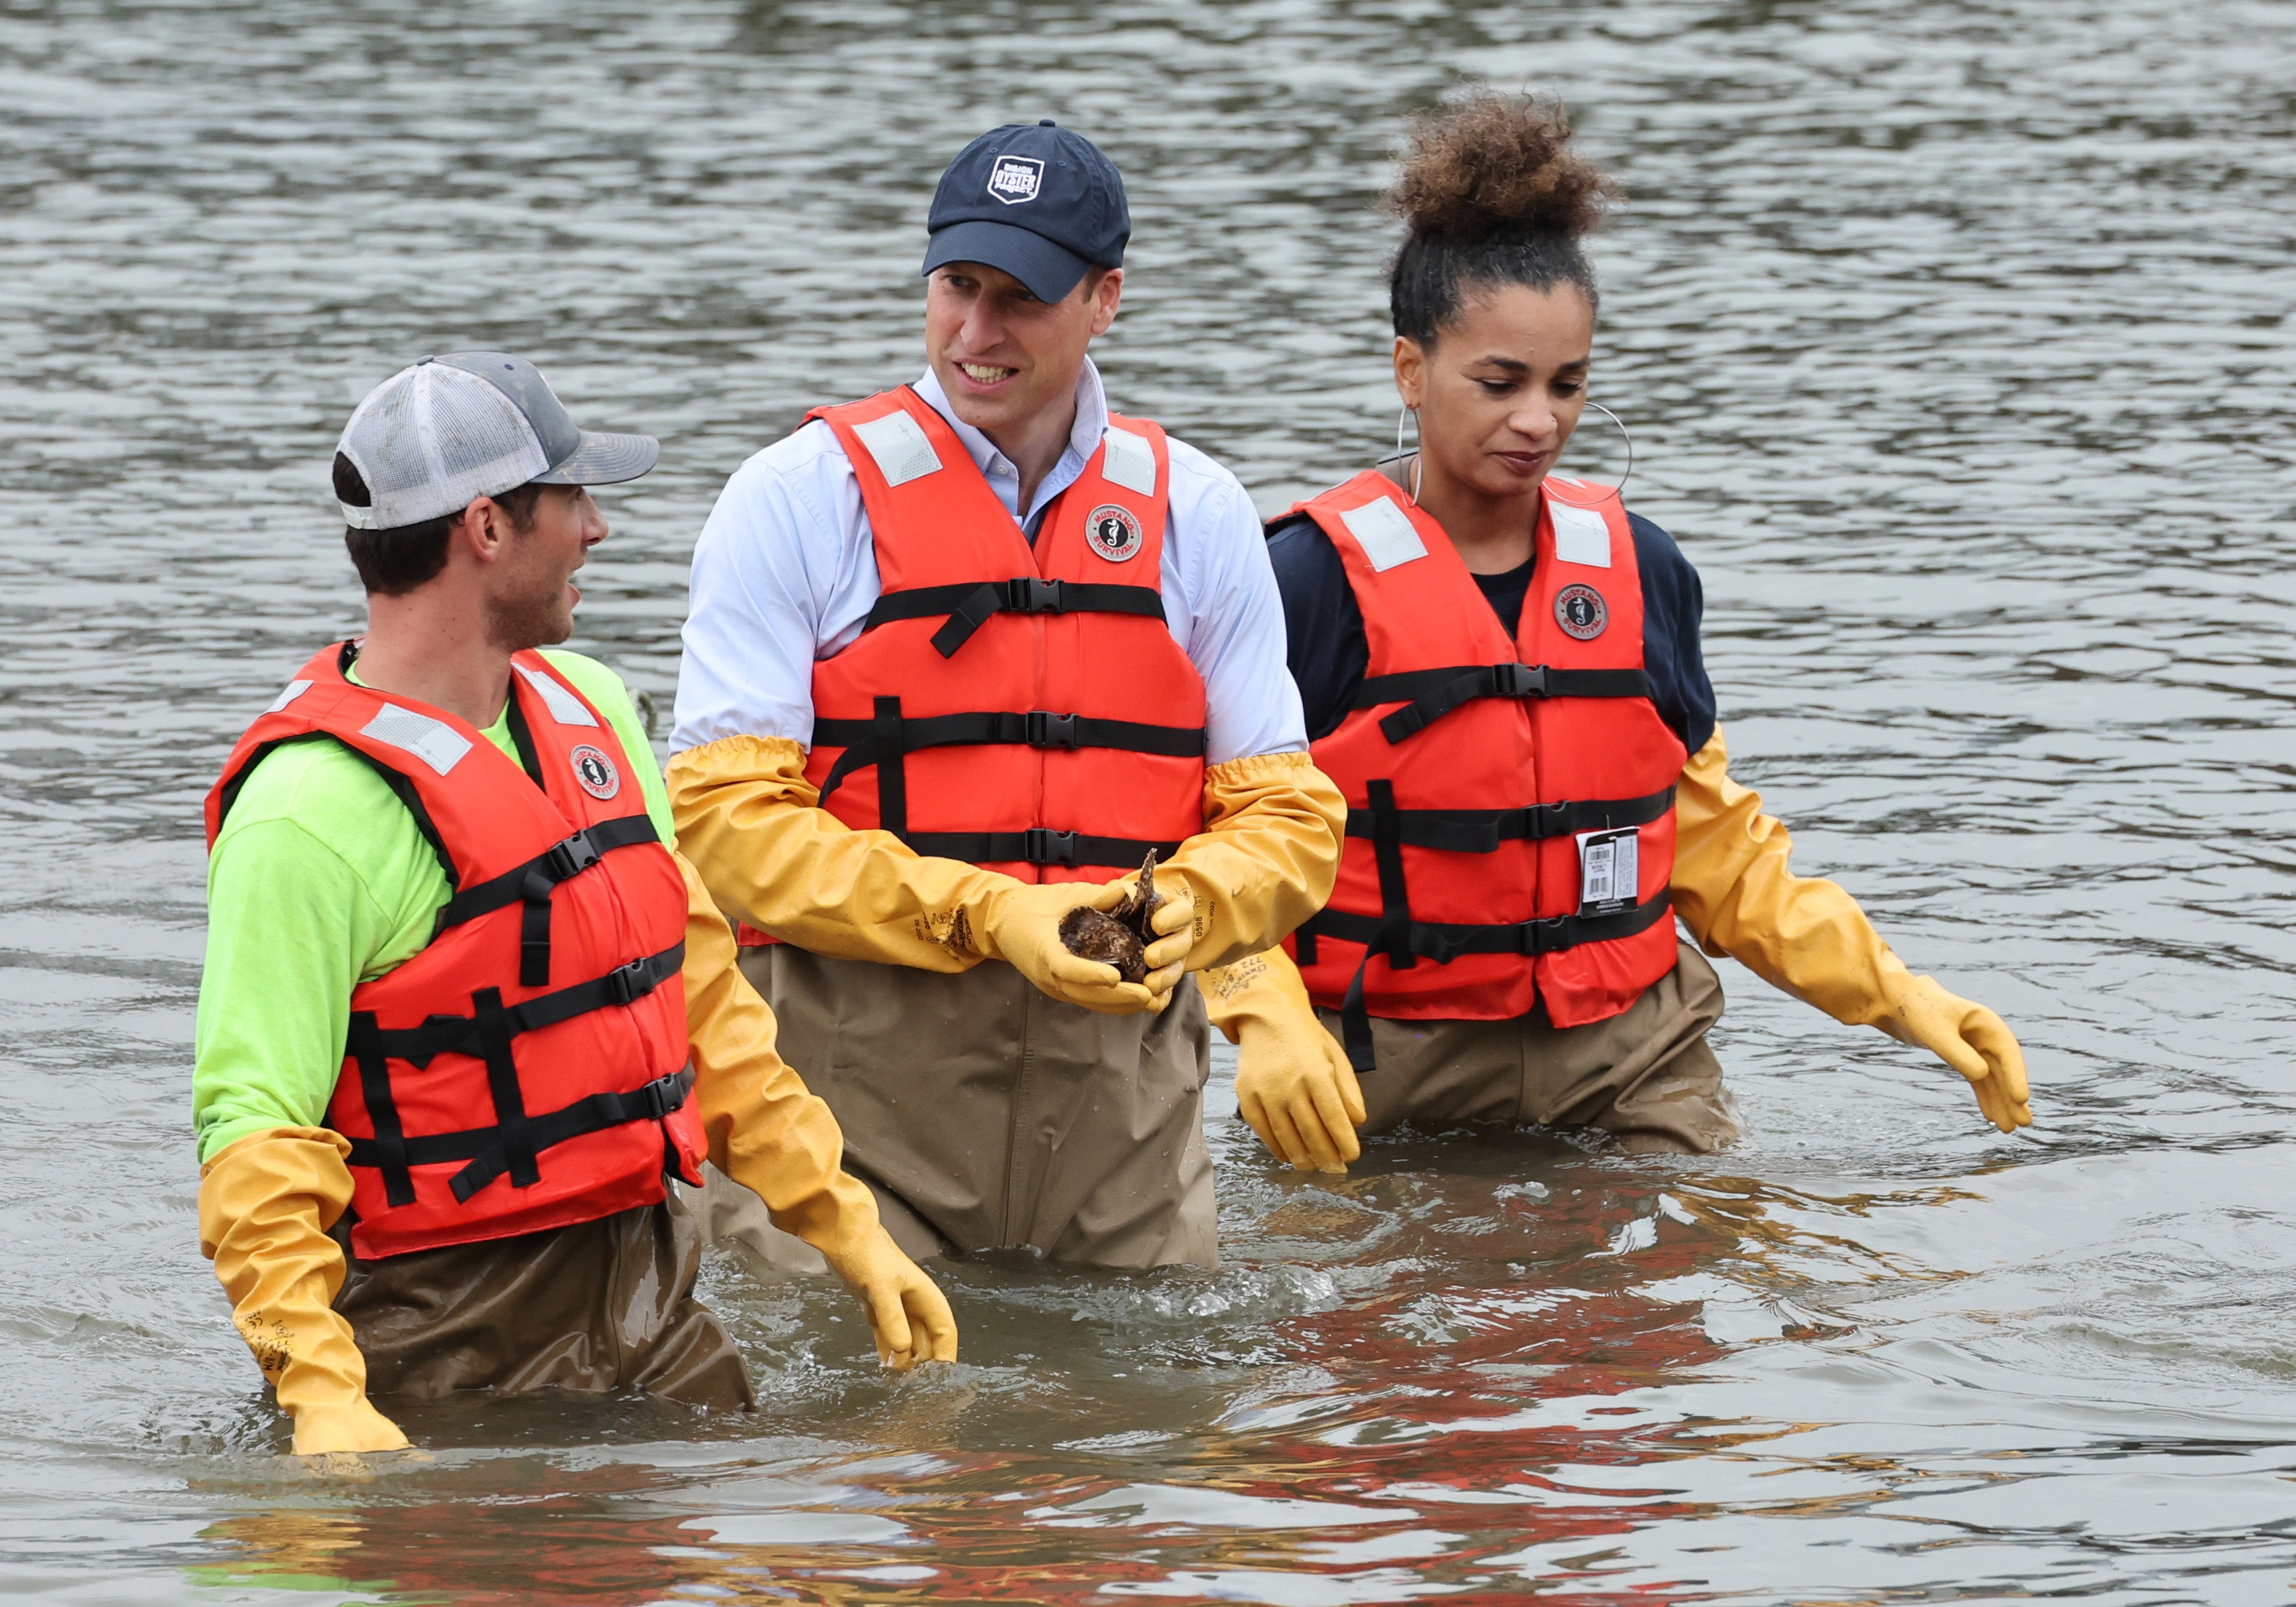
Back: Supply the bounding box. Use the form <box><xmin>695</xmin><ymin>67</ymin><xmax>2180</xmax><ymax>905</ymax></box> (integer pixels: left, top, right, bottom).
<box><xmin>600</xmin><ymin>954</ymin><xmax>650</xmax><ymax>1007</ymax></box>
<box><xmin>1493</xmin><ymin>663</ymin><xmax>1548</xmax><ymax>698</ymax></box>
<box><xmin>1024</xmin><ymin>710</ymin><xmax>1080</xmax><ymax>749</ymax></box>
<box><xmin>638</xmin><ymin>1068</ymin><xmax>691</xmax><ymax>1120</ymax></box>
<box><xmin>1006</xmin><ymin>577</ymin><xmax>1065</xmax><ymax>613</ymax></box>
<box><xmin>1022</xmin><ymin>827</ymin><xmax>1079</xmax><ymax>866</ymax></box>
<box><xmin>542</xmin><ymin>827</ymin><xmax>603</xmax><ymax>883</ymax></box>
<box><xmin>1511</xmin><ymin>913</ymin><xmax>1574</xmax><ymax>956</ymax></box>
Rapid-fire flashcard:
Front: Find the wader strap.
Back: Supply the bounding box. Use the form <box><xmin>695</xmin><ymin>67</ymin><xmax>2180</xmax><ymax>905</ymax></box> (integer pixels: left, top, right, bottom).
<box><xmin>344</xmin><ymin>1068</ymin><xmax>697</xmax><ymax>1205</ymax></box>
<box><xmin>345</xmin><ymin>1012</ymin><xmax>416</xmax><ymax>1208</ymax></box>
<box><xmin>433</xmin><ymin>814</ymin><xmax>662</xmax><ymax>988</ymax></box>
<box><xmin>899</xmin><ymin>829</ymin><xmax>1186</xmax><ymax>870</ymax></box>
<box><xmin>1333</xmin><ymin>779</ymin><xmax>1415</xmax><ymax>1072</ymax></box>
<box><xmin>470</xmin><ymin>987</ymin><xmax>541</xmax><ymax>1193</ymax></box>
<box><xmin>1359</xmin><ymin>663</ymin><xmax>1656</xmax><ymax>743</ymax></box>
<box><xmin>866</xmin><ymin>578</ymin><xmax>1167</xmax><ymax>658</ymax></box>
<box><xmin>813</xmin><ymin>709</ymin><xmax>1206</xmax><ymax>806</ymax></box>
<box><xmin>1308</xmin><ymin>891</ymin><xmax>1676</xmax><ymax>1075</ymax></box>
<box><xmin>1341</xmin><ymin>785</ymin><xmax>1676</xmax><ymax>853</ymax></box>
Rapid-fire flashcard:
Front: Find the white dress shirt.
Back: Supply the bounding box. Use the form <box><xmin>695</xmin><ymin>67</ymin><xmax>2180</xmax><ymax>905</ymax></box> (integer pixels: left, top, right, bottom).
<box><xmin>671</xmin><ymin>358</ymin><xmax>1308</xmax><ymax>767</ymax></box>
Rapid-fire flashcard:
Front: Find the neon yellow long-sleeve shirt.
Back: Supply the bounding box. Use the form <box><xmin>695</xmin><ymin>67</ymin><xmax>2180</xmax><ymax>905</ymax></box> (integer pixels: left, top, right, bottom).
<box><xmin>192</xmin><ymin>651</ymin><xmax>672</xmax><ymax>1163</ymax></box>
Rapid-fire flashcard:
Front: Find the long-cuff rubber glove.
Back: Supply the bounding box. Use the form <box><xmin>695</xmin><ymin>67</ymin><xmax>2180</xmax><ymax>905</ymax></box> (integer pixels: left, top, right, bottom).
<box><xmin>668</xmin><ymin>735</ymin><xmax>1164</xmax><ymax>1014</ymax></box>
<box><xmin>678</xmin><ymin>852</ymin><xmax>957</xmax><ymax>1367</ymax></box>
<box><xmin>1670</xmin><ymin>726</ymin><xmax>2032</xmax><ymax>1133</ymax></box>
<box><xmin>1203</xmin><ymin>946</ymin><xmax>1365</xmax><ymax>1173</ymax></box>
<box><xmin>1141</xmin><ymin>752</ymin><xmax>1347</xmax><ymax>976</ymax></box>
<box><xmin>198</xmin><ymin>1128</ymin><xmax>411</xmax><ymax>1455</ymax></box>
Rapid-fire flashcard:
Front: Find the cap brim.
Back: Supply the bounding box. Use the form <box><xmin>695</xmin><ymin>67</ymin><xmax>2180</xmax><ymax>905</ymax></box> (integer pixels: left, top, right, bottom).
<box><xmin>922</xmin><ymin>220</ymin><xmax>1094</xmax><ymax>303</ymax></box>
<box><xmin>534</xmin><ymin>430</ymin><xmax>659</xmax><ymax>486</ymax></box>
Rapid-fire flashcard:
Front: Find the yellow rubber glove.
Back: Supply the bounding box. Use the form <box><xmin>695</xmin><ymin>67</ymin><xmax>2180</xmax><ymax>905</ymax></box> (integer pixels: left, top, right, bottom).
<box><xmin>198</xmin><ymin>1128</ymin><xmax>411</xmax><ymax>1455</ymax></box>
<box><xmin>679</xmin><ymin>852</ymin><xmax>958</xmax><ymax>1367</ymax></box>
<box><xmin>667</xmin><ymin>734</ymin><xmax>1018</xmax><ymax>973</ymax></box>
<box><xmin>1670</xmin><ymin>726</ymin><xmax>2031</xmax><ymax>1133</ymax></box>
<box><xmin>1203</xmin><ymin>946</ymin><xmax>1365</xmax><ymax>1173</ymax></box>
<box><xmin>1152</xmin><ymin>751</ymin><xmax>1346</xmax><ymax>974</ymax></box>
<box><xmin>974</xmin><ymin>875</ymin><xmax>1183</xmax><ymax>1015</ymax></box>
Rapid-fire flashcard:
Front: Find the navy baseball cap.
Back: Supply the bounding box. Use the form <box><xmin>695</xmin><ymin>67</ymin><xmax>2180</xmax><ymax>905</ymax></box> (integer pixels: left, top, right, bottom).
<box><xmin>921</xmin><ymin>120</ymin><xmax>1130</xmax><ymax>303</ymax></box>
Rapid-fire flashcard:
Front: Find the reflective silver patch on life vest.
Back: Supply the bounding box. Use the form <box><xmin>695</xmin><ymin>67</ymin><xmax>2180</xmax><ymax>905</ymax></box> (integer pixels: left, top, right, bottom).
<box><xmin>850</xmin><ymin>410</ymin><xmax>941</xmax><ymax>487</ymax></box>
<box><xmin>514</xmin><ymin>663</ymin><xmax>598</xmax><ymax>728</ymax></box>
<box><xmin>1550</xmin><ymin>500</ymin><xmax>1612</xmax><ymax>568</ymax></box>
<box><xmin>360</xmin><ymin>703</ymin><xmax>473</xmax><ymax>776</ymax></box>
<box><xmin>265</xmin><ymin>678</ymin><xmax>314</xmax><ymax>714</ymax></box>
<box><xmin>1100</xmin><ymin>426</ymin><xmax>1157</xmax><ymax>497</ymax></box>
<box><xmin>1341</xmin><ymin>496</ymin><xmax>1426</xmax><ymax>572</ymax></box>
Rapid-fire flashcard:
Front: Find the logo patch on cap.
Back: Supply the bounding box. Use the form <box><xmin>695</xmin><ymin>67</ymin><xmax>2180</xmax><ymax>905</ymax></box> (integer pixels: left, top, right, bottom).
<box><xmin>986</xmin><ymin>156</ymin><xmax>1045</xmax><ymax>205</ymax></box>
<box><xmin>1085</xmin><ymin>504</ymin><xmax>1144</xmax><ymax>562</ymax></box>
<box><xmin>1554</xmin><ymin>583</ymin><xmax>1607</xmax><ymax>641</ymax></box>
<box><xmin>569</xmin><ymin>744</ymin><xmax>621</xmax><ymax>801</ymax></box>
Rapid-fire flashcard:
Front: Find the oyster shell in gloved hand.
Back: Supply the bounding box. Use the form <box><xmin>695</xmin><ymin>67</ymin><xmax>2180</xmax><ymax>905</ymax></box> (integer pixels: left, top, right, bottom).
<box><xmin>1057</xmin><ymin>852</ymin><xmax>1166</xmax><ymax>986</ymax></box>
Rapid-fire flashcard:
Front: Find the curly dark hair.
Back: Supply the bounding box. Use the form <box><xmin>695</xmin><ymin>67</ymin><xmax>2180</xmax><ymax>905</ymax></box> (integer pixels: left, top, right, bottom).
<box><xmin>1388</xmin><ymin>94</ymin><xmax>1619</xmax><ymax>346</ymax></box>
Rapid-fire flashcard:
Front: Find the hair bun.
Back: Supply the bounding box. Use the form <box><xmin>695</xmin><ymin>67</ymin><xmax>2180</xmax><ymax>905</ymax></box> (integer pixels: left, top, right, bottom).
<box><xmin>1388</xmin><ymin>94</ymin><xmax>1616</xmax><ymax>243</ymax></box>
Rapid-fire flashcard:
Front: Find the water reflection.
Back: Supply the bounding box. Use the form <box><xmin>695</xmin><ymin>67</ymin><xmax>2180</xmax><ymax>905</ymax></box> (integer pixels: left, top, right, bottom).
<box><xmin>5</xmin><ymin>0</ymin><xmax>2295</xmax><ymax>1598</ymax></box>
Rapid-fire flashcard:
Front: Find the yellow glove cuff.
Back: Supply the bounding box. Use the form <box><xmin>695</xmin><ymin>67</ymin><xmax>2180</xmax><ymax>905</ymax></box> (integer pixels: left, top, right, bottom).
<box><xmin>1160</xmin><ymin>751</ymin><xmax>1344</xmax><ymax>972</ymax></box>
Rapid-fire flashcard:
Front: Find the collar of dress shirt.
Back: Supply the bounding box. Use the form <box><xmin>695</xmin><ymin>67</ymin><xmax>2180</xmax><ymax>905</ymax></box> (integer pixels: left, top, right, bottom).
<box><xmin>912</xmin><ymin>358</ymin><xmax>1109</xmax><ymax>523</ymax></box>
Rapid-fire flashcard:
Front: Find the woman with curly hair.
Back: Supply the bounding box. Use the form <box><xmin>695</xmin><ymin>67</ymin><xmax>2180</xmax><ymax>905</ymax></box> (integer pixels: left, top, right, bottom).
<box><xmin>1203</xmin><ymin>96</ymin><xmax>2031</xmax><ymax>1170</ymax></box>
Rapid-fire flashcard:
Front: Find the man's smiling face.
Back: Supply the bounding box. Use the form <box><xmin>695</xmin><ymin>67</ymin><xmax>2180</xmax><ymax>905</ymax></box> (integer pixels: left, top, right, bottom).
<box><xmin>923</xmin><ymin>261</ymin><xmax>1120</xmax><ymax>438</ymax></box>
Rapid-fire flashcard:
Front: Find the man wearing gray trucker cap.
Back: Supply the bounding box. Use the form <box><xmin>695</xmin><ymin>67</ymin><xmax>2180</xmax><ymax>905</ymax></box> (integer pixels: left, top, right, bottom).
<box><xmin>194</xmin><ymin>354</ymin><xmax>953</xmax><ymax>1457</ymax></box>
<box><xmin>669</xmin><ymin>123</ymin><xmax>1345</xmax><ymax>1271</ymax></box>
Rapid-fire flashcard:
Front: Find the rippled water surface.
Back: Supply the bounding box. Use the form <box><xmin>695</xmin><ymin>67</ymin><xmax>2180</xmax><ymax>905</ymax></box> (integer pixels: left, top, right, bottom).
<box><xmin>5</xmin><ymin>0</ymin><xmax>2295</xmax><ymax>1600</ymax></box>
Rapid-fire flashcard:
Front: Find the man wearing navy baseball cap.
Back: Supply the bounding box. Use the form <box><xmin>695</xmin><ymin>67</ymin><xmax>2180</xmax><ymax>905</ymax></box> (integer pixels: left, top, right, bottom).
<box><xmin>671</xmin><ymin>123</ymin><xmax>1345</xmax><ymax>1270</ymax></box>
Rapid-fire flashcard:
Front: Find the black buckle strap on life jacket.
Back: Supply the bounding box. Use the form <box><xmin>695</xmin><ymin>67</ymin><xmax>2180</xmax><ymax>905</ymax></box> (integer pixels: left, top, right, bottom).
<box><xmin>813</xmin><ymin>699</ymin><xmax>1207</xmax><ymax>807</ymax></box>
<box><xmin>1360</xmin><ymin>663</ymin><xmax>1656</xmax><ymax>743</ymax></box>
<box><xmin>432</xmin><ymin>814</ymin><xmax>661</xmax><ymax>987</ymax></box>
<box><xmin>1314</xmin><ymin>892</ymin><xmax>1674</xmax><ymax>1075</ymax></box>
<box><xmin>344</xmin><ymin>1012</ymin><xmax>417</xmax><ymax>1208</ymax></box>
<box><xmin>360</xmin><ymin>942</ymin><xmax>686</xmax><ymax>1070</ymax></box>
<box><xmin>470</xmin><ymin>986</ymin><xmax>541</xmax><ymax>1192</ymax></box>
<box><xmin>1341</xmin><ymin>785</ymin><xmax>1676</xmax><ymax>854</ymax></box>
<box><xmin>900</xmin><ymin>828</ymin><xmax>1187</xmax><ymax>870</ymax></box>
<box><xmin>344</xmin><ymin>1067</ymin><xmax>696</xmax><ymax>1206</ymax></box>
<box><xmin>866</xmin><ymin>578</ymin><xmax>1168</xmax><ymax>658</ymax></box>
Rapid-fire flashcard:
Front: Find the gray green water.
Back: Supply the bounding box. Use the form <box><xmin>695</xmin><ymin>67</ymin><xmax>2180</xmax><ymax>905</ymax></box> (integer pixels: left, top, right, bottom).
<box><xmin>3</xmin><ymin>0</ymin><xmax>2294</xmax><ymax>1601</ymax></box>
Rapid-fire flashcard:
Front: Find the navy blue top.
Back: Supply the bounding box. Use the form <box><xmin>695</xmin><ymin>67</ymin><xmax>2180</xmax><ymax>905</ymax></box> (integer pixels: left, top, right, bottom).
<box><xmin>1264</xmin><ymin>505</ymin><xmax>1718</xmax><ymax>756</ymax></box>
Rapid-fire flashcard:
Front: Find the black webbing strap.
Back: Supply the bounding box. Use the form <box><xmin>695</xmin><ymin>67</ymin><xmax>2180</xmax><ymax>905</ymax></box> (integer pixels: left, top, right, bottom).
<box><xmin>1341</xmin><ymin>785</ymin><xmax>1676</xmax><ymax>854</ymax></box>
<box><xmin>358</xmin><ymin>941</ymin><xmax>686</xmax><ymax>1070</ymax></box>
<box><xmin>1358</xmin><ymin>663</ymin><xmax>1655</xmax><ymax>743</ymax></box>
<box><xmin>813</xmin><ymin>702</ymin><xmax>1206</xmax><ymax>806</ymax></box>
<box><xmin>345</xmin><ymin>1068</ymin><xmax>695</xmax><ymax>1206</ymax></box>
<box><xmin>432</xmin><ymin>814</ymin><xmax>661</xmax><ymax>987</ymax></box>
<box><xmin>502</xmin><ymin>691</ymin><xmax>546</xmax><ymax>789</ymax></box>
<box><xmin>1366</xmin><ymin>779</ymin><xmax>1415</xmax><ymax>976</ymax></box>
<box><xmin>866</xmin><ymin>578</ymin><xmax>1166</xmax><ymax>658</ymax></box>
<box><xmin>900</xmin><ymin>828</ymin><xmax>1187</xmax><ymax>869</ymax></box>
<box><xmin>1306</xmin><ymin>876</ymin><xmax>1674</xmax><ymax>1074</ymax></box>
<box><xmin>344</xmin><ymin>1011</ymin><xmax>416</xmax><ymax>1208</ymax></box>
<box><xmin>470</xmin><ymin>986</ymin><xmax>541</xmax><ymax>1192</ymax></box>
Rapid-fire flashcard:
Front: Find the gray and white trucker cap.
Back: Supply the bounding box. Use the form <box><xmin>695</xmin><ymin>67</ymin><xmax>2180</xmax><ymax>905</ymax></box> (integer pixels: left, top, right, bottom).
<box><xmin>334</xmin><ymin>352</ymin><xmax>659</xmax><ymax>531</ymax></box>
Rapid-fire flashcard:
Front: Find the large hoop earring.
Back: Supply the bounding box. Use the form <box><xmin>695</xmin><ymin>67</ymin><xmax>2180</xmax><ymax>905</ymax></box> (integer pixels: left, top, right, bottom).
<box><xmin>1395</xmin><ymin>403</ymin><xmax>1423</xmax><ymax>503</ymax></box>
<box><xmin>1580</xmin><ymin>401</ymin><xmax>1634</xmax><ymax>498</ymax></box>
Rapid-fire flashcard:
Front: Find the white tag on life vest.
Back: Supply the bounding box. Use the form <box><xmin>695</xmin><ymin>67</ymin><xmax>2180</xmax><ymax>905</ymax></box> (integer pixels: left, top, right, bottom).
<box><xmin>1099</xmin><ymin>425</ymin><xmax>1157</xmax><ymax>496</ymax></box>
<box><xmin>1550</xmin><ymin>501</ymin><xmax>1612</xmax><ymax>568</ymax></box>
<box><xmin>1576</xmin><ymin>826</ymin><xmax>1640</xmax><ymax>915</ymax></box>
<box><xmin>514</xmin><ymin>662</ymin><xmax>598</xmax><ymax>728</ymax></box>
<box><xmin>850</xmin><ymin>409</ymin><xmax>941</xmax><ymax>487</ymax></box>
<box><xmin>1339</xmin><ymin>496</ymin><xmax>1426</xmax><ymax>572</ymax></box>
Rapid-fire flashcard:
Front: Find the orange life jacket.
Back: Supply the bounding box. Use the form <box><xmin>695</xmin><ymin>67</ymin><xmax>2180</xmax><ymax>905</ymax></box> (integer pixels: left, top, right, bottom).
<box><xmin>736</xmin><ymin>386</ymin><xmax>1205</xmax><ymax>944</ymax></box>
<box><xmin>1282</xmin><ymin>472</ymin><xmax>1687</xmax><ymax>1068</ymax></box>
<box><xmin>206</xmin><ymin>644</ymin><xmax>705</xmax><ymax>1259</ymax></box>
